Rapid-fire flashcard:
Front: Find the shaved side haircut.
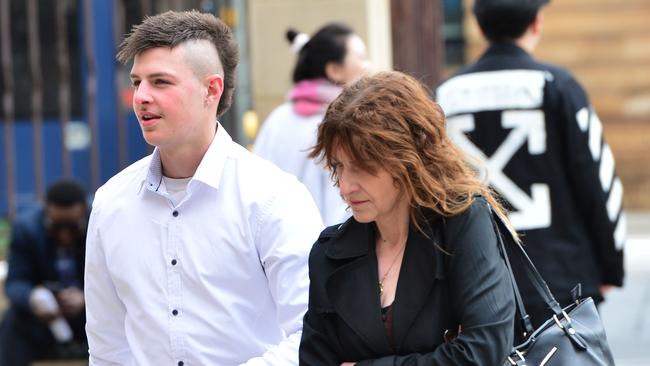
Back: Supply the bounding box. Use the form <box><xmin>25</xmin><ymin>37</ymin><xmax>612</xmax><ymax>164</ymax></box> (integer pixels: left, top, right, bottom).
<box><xmin>117</xmin><ymin>10</ymin><xmax>239</xmax><ymax>117</ymax></box>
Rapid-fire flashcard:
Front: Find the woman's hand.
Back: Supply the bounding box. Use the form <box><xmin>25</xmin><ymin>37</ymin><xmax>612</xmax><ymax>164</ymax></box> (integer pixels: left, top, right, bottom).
<box><xmin>341</xmin><ymin>363</ymin><xmax>356</xmax><ymax>366</ymax></box>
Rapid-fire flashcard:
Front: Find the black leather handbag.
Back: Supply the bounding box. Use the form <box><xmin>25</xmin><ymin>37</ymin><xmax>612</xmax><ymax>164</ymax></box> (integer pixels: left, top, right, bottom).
<box><xmin>489</xmin><ymin>209</ymin><xmax>616</xmax><ymax>366</ymax></box>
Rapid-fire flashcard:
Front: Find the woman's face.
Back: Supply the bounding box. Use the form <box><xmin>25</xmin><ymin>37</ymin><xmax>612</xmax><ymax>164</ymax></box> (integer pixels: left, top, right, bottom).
<box><xmin>327</xmin><ymin>34</ymin><xmax>370</xmax><ymax>85</ymax></box>
<box><xmin>331</xmin><ymin>147</ymin><xmax>409</xmax><ymax>225</ymax></box>
<box><xmin>342</xmin><ymin>35</ymin><xmax>370</xmax><ymax>83</ymax></box>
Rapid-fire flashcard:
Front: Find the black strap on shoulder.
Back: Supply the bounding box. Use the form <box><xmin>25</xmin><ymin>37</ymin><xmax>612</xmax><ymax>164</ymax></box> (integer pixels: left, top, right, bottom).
<box><xmin>487</xmin><ymin>204</ymin><xmax>564</xmax><ymax>335</ymax></box>
<box><xmin>488</xmin><ymin>209</ymin><xmax>534</xmax><ymax>337</ymax></box>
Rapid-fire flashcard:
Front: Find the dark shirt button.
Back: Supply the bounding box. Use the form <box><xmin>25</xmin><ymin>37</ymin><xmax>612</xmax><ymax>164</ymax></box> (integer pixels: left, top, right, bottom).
<box><xmin>172</xmin><ymin>210</ymin><xmax>179</xmax><ymax>217</ymax></box>
<box><xmin>172</xmin><ymin>309</ymin><xmax>179</xmax><ymax>316</ymax></box>
<box><xmin>178</xmin><ymin>362</ymin><xmax>184</xmax><ymax>366</ymax></box>
<box><xmin>171</xmin><ymin>259</ymin><xmax>177</xmax><ymax>266</ymax></box>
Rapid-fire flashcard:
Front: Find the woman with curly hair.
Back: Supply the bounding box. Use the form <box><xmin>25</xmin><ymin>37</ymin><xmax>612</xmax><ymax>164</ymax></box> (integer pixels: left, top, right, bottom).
<box><xmin>299</xmin><ymin>71</ymin><xmax>516</xmax><ymax>365</ymax></box>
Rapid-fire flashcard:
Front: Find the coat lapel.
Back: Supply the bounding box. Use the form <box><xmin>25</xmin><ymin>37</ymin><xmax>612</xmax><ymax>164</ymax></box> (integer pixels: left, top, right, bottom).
<box><xmin>325</xmin><ymin>221</ymin><xmax>391</xmax><ymax>355</ymax></box>
<box><xmin>392</xmin><ymin>218</ymin><xmax>447</xmax><ymax>350</ymax></box>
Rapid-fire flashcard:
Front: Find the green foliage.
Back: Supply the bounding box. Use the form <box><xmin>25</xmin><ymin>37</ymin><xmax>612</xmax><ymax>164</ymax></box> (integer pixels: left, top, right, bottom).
<box><xmin>0</xmin><ymin>218</ymin><xmax>10</xmax><ymax>260</ymax></box>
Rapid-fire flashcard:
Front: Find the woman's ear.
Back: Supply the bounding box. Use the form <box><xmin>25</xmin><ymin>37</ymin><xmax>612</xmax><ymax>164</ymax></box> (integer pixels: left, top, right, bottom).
<box><xmin>325</xmin><ymin>62</ymin><xmax>345</xmax><ymax>84</ymax></box>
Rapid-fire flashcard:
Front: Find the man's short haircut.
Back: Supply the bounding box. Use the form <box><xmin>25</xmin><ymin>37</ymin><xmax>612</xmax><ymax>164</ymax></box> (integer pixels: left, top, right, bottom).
<box><xmin>473</xmin><ymin>0</ymin><xmax>550</xmax><ymax>42</ymax></box>
<box><xmin>117</xmin><ymin>10</ymin><xmax>239</xmax><ymax>117</ymax></box>
<box><xmin>46</xmin><ymin>180</ymin><xmax>87</xmax><ymax>208</ymax></box>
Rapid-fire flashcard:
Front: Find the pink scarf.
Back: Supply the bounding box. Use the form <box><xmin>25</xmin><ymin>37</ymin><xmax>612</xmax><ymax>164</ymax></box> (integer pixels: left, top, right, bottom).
<box><xmin>289</xmin><ymin>79</ymin><xmax>343</xmax><ymax>117</ymax></box>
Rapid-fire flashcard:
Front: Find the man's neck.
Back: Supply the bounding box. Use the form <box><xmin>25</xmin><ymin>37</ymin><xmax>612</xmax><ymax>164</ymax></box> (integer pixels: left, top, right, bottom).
<box><xmin>515</xmin><ymin>35</ymin><xmax>538</xmax><ymax>55</ymax></box>
<box><xmin>159</xmin><ymin>128</ymin><xmax>217</xmax><ymax>178</ymax></box>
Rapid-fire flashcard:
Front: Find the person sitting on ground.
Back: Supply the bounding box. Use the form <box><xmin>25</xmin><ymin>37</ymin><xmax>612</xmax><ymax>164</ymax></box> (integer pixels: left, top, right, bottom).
<box><xmin>0</xmin><ymin>180</ymin><xmax>88</xmax><ymax>365</ymax></box>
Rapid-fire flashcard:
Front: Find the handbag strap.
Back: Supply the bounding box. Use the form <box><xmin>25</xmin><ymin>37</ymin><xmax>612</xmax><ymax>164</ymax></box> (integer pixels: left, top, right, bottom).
<box><xmin>488</xmin><ymin>204</ymin><xmax>592</xmax><ymax>353</ymax></box>
<box><xmin>488</xmin><ymin>205</ymin><xmax>563</xmax><ymax>320</ymax></box>
<box><xmin>489</xmin><ymin>213</ymin><xmax>534</xmax><ymax>336</ymax></box>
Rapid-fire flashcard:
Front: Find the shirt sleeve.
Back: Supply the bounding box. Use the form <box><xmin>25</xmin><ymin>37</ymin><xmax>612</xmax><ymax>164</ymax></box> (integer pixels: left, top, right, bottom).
<box><xmin>557</xmin><ymin>75</ymin><xmax>625</xmax><ymax>286</ymax></box>
<box><xmin>355</xmin><ymin>200</ymin><xmax>516</xmax><ymax>366</ymax></box>
<box><xmin>85</xmin><ymin>198</ymin><xmax>134</xmax><ymax>365</ymax></box>
<box><xmin>240</xmin><ymin>181</ymin><xmax>324</xmax><ymax>366</ymax></box>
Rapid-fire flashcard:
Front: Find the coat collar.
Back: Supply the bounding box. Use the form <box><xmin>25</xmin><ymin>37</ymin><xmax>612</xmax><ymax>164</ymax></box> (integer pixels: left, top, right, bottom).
<box><xmin>325</xmin><ymin>219</ymin><xmax>388</xmax><ymax>354</ymax></box>
<box><xmin>323</xmin><ymin>218</ymin><xmax>372</xmax><ymax>260</ymax></box>
<box><xmin>323</xmin><ymin>215</ymin><xmax>447</xmax><ymax>354</ymax></box>
<box><xmin>483</xmin><ymin>42</ymin><xmax>533</xmax><ymax>61</ymax></box>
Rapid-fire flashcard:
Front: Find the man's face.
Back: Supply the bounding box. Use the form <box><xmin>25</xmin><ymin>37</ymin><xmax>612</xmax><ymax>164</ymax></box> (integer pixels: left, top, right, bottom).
<box><xmin>45</xmin><ymin>203</ymin><xmax>87</xmax><ymax>247</ymax></box>
<box><xmin>129</xmin><ymin>46</ymin><xmax>214</xmax><ymax>150</ymax></box>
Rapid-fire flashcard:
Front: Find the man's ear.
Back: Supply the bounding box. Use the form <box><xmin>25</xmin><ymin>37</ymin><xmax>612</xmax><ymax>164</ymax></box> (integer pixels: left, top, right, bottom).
<box><xmin>205</xmin><ymin>74</ymin><xmax>224</xmax><ymax>106</ymax></box>
<box><xmin>531</xmin><ymin>12</ymin><xmax>544</xmax><ymax>36</ymax></box>
<box><xmin>325</xmin><ymin>62</ymin><xmax>345</xmax><ymax>84</ymax></box>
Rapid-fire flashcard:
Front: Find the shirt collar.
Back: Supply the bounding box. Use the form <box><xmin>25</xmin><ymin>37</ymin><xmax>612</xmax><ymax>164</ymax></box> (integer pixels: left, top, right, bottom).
<box><xmin>141</xmin><ymin>149</ymin><xmax>164</xmax><ymax>194</ymax></box>
<box><xmin>193</xmin><ymin>121</ymin><xmax>232</xmax><ymax>190</ymax></box>
<box><xmin>140</xmin><ymin>121</ymin><xmax>232</xmax><ymax>194</ymax></box>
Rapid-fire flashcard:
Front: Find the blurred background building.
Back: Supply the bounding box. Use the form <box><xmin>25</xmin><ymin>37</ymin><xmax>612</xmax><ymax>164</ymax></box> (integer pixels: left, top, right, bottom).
<box><xmin>0</xmin><ymin>0</ymin><xmax>451</xmax><ymax>219</ymax></box>
<box><xmin>1</xmin><ymin>0</ymin><xmax>647</xmax><ymax>220</ymax></box>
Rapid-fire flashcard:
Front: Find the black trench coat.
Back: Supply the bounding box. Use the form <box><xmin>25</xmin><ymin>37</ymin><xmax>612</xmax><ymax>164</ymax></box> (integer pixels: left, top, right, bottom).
<box><xmin>299</xmin><ymin>197</ymin><xmax>515</xmax><ymax>365</ymax></box>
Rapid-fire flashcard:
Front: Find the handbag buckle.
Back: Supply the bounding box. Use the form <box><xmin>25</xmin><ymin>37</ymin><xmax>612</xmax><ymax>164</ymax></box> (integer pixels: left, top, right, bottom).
<box><xmin>507</xmin><ymin>350</ymin><xmax>526</xmax><ymax>365</ymax></box>
<box><xmin>553</xmin><ymin>309</ymin><xmax>588</xmax><ymax>350</ymax></box>
<box><xmin>552</xmin><ymin>310</ymin><xmax>572</xmax><ymax>329</ymax></box>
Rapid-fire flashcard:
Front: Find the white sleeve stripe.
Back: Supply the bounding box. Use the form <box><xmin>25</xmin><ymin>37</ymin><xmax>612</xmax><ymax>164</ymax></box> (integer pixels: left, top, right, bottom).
<box><xmin>614</xmin><ymin>212</ymin><xmax>626</xmax><ymax>251</ymax></box>
<box><xmin>576</xmin><ymin>107</ymin><xmax>589</xmax><ymax>132</ymax></box>
<box><xmin>607</xmin><ymin>178</ymin><xmax>624</xmax><ymax>222</ymax></box>
<box><xmin>599</xmin><ymin>144</ymin><xmax>615</xmax><ymax>192</ymax></box>
<box><xmin>588</xmin><ymin>111</ymin><xmax>603</xmax><ymax>160</ymax></box>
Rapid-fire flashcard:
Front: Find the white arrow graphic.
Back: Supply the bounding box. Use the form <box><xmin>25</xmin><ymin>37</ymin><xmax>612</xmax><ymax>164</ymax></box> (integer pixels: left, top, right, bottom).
<box><xmin>447</xmin><ymin>110</ymin><xmax>551</xmax><ymax>230</ymax></box>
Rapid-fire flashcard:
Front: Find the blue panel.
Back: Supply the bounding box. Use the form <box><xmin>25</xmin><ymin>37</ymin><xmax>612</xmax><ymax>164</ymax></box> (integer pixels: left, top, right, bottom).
<box><xmin>127</xmin><ymin>114</ymin><xmax>150</xmax><ymax>163</ymax></box>
<box><xmin>0</xmin><ymin>0</ymin><xmax>153</xmax><ymax>218</ymax></box>
<box><xmin>42</xmin><ymin>119</ymin><xmax>64</xmax><ymax>188</ymax></box>
<box><xmin>14</xmin><ymin>121</ymin><xmax>37</xmax><ymax>209</ymax></box>
<box><xmin>93</xmin><ymin>0</ymin><xmax>119</xmax><ymax>184</ymax></box>
<box><xmin>71</xmin><ymin>139</ymin><xmax>92</xmax><ymax>192</ymax></box>
<box><xmin>73</xmin><ymin>2</ymin><xmax>92</xmax><ymax>192</ymax></box>
<box><xmin>0</xmin><ymin>123</ymin><xmax>7</xmax><ymax>217</ymax></box>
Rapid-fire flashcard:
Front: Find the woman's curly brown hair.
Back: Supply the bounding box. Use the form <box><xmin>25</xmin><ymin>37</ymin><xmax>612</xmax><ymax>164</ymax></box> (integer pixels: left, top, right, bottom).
<box><xmin>310</xmin><ymin>71</ymin><xmax>516</xmax><ymax>237</ymax></box>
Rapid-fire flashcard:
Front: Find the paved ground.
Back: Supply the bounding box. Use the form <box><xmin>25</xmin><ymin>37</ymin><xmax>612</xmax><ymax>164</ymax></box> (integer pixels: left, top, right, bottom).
<box><xmin>600</xmin><ymin>211</ymin><xmax>650</xmax><ymax>365</ymax></box>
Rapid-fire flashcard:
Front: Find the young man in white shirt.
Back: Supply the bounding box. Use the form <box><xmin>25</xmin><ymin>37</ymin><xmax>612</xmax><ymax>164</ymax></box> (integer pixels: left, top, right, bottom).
<box><xmin>84</xmin><ymin>11</ymin><xmax>324</xmax><ymax>365</ymax></box>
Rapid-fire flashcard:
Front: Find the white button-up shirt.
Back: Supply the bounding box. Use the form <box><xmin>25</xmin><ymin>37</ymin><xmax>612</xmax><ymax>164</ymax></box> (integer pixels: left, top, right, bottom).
<box><xmin>85</xmin><ymin>125</ymin><xmax>324</xmax><ymax>366</ymax></box>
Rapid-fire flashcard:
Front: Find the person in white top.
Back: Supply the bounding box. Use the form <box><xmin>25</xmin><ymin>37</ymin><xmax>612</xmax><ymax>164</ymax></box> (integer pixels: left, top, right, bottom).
<box><xmin>84</xmin><ymin>11</ymin><xmax>324</xmax><ymax>366</ymax></box>
<box><xmin>253</xmin><ymin>23</ymin><xmax>371</xmax><ymax>226</ymax></box>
